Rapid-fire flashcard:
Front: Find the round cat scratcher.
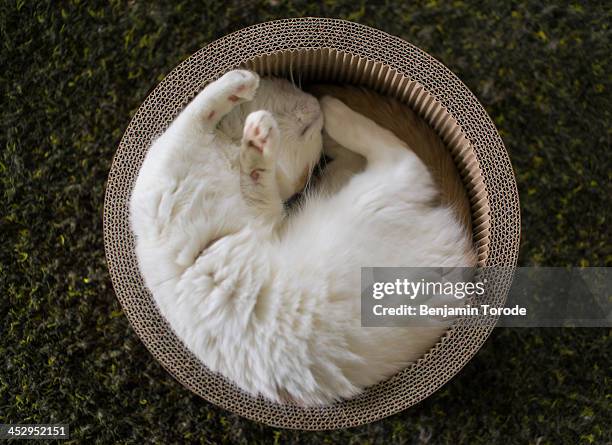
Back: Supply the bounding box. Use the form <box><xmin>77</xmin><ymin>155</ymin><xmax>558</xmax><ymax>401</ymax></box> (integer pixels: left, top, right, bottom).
<box><xmin>104</xmin><ymin>18</ymin><xmax>520</xmax><ymax>429</ymax></box>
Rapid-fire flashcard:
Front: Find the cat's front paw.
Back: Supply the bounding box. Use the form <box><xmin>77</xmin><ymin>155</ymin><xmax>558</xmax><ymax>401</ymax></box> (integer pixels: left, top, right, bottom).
<box><xmin>218</xmin><ymin>70</ymin><xmax>259</xmax><ymax>103</ymax></box>
<box><xmin>243</xmin><ymin>111</ymin><xmax>278</xmax><ymax>156</ymax></box>
<box><xmin>240</xmin><ymin>111</ymin><xmax>279</xmax><ymax>181</ymax></box>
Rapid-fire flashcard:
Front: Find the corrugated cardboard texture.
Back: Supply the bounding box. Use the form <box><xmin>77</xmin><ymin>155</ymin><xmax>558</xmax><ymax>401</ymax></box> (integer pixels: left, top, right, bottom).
<box><xmin>103</xmin><ymin>18</ymin><xmax>520</xmax><ymax>429</ymax></box>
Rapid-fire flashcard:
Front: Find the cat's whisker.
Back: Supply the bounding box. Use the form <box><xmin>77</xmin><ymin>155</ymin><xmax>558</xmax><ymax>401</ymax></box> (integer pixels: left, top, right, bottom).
<box><xmin>288</xmin><ymin>67</ymin><xmax>296</xmax><ymax>89</ymax></box>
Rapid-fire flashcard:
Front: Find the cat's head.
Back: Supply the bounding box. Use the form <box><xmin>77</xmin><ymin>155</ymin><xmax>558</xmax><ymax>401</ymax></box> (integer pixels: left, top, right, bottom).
<box><xmin>243</xmin><ymin>77</ymin><xmax>324</xmax><ymax>200</ymax></box>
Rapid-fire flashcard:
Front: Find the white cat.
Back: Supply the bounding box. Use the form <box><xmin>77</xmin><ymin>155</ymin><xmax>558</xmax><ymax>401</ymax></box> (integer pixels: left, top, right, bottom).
<box><xmin>130</xmin><ymin>70</ymin><xmax>475</xmax><ymax>406</ymax></box>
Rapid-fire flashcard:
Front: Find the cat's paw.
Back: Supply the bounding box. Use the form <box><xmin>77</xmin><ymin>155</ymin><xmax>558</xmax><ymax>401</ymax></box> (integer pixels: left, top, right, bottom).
<box><xmin>320</xmin><ymin>96</ymin><xmax>352</xmax><ymax>140</ymax></box>
<box><xmin>218</xmin><ymin>70</ymin><xmax>259</xmax><ymax>103</ymax></box>
<box><xmin>240</xmin><ymin>111</ymin><xmax>279</xmax><ymax>181</ymax></box>
<box><xmin>243</xmin><ymin>110</ymin><xmax>278</xmax><ymax>156</ymax></box>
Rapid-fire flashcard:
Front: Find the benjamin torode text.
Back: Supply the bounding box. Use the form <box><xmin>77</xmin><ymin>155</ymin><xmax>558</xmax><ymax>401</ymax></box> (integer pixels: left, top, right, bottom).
<box><xmin>370</xmin><ymin>278</ymin><xmax>527</xmax><ymax>318</ymax></box>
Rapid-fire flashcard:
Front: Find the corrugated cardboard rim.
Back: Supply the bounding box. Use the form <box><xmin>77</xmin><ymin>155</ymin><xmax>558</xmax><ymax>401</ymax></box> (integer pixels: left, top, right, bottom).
<box><xmin>103</xmin><ymin>18</ymin><xmax>521</xmax><ymax>430</ymax></box>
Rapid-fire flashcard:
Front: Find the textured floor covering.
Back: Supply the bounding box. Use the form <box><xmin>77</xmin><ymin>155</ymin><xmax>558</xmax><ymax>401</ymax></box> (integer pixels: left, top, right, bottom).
<box><xmin>1</xmin><ymin>2</ymin><xmax>610</xmax><ymax>443</ymax></box>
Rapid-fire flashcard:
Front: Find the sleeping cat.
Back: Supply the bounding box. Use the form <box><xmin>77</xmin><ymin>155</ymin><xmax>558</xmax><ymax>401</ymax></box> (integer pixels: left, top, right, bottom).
<box><xmin>130</xmin><ymin>70</ymin><xmax>475</xmax><ymax>406</ymax></box>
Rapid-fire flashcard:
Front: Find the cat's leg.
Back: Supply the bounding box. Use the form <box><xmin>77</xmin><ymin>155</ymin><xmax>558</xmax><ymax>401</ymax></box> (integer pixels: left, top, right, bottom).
<box><xmin>320</xmin><ymin>95</ymin><xmax>438</xmax><ymax>206</ymax></box>
<box><xmin>320</xmin><ymin>96</ymin><xmax>411</xmax><ymax>165</ymax></box>
<box><xmin>175</xmin><ymin>70</ymin><xmax>259</xmax><ymax>131</ymax></box>
<box><xmin>239</xmin><ymin>110</ymin><xmax>285</xmax><ymax>224</ymax></box>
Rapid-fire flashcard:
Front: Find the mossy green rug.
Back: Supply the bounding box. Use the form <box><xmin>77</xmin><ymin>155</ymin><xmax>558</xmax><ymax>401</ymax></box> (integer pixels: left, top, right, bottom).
<box><xmin>1</xmin><ymin>2</ymin><xmax>609</xmax><ymax>443</ymax></box>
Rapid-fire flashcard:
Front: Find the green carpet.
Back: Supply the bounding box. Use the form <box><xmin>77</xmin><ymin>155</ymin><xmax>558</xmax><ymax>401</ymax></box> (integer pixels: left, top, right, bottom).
<box><xmin>1</xmin><ymin>1</ymin><xmax>610</xmax><ymax>443</ymax></box>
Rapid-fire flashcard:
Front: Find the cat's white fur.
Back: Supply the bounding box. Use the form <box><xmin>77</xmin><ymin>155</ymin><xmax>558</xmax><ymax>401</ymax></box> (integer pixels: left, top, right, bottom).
<box><xmin>130</xmin><ymin>70</ymin><xmax>474</xmax><ymax>406</ymax></box>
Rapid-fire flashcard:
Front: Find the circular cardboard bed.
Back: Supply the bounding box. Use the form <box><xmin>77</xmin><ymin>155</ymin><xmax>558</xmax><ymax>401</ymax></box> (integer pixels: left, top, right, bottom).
<box><xmin>103</xmin><ymin>18</ymin><xmax>520</xmax><ymax>429</ymax></box>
